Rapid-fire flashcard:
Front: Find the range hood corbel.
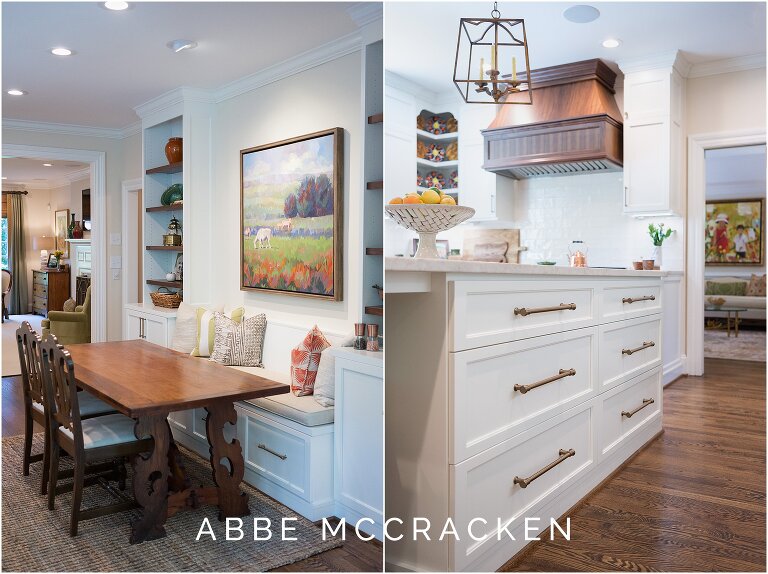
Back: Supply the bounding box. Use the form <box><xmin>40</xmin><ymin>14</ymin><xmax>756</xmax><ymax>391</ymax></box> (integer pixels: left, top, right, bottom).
<box><xmin>481</xmin><ymin>59</ymin><xmax>623</xmax><ymax>179</ymax></box>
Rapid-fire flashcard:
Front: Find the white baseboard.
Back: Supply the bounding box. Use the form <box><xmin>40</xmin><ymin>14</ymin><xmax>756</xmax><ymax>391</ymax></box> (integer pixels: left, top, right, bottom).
<box><xmin>663</xmin><ymin>355</ymin><xmax>686</xmax><ymax>386</ymax></box>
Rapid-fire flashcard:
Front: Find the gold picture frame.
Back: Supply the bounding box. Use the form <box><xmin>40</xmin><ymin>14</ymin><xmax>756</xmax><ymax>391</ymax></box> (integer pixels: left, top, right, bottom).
<box><xmin>54</xmin><ymin>209</ymin><xmax>70</xmax><ymax>259</ymax></box>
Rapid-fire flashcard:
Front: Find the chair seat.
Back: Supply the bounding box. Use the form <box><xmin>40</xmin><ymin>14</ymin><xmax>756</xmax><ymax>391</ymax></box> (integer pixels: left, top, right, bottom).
<box><xmin>59</xmin><ymin>413</ymin><xmax>140</xmax><ymax>449</ymax></box>
<box><xmin>32</xmin><ymin>392</ymin><xmax>116</xmax><ymax>418</ymax></box>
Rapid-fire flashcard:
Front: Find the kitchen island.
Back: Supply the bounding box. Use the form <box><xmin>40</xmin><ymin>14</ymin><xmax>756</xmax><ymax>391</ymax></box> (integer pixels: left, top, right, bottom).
<box><xmin>385</xmin><ymin>257</ymin><xmax>665</xmax><ymax>572</ymax></box>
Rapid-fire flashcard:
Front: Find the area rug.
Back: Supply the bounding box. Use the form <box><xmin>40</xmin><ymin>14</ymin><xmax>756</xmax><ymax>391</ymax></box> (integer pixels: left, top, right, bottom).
<box><xmin>704</xmin><ymin>328</ymin><xmax>766</xmax><ymax>362</ymax></box>
<box><xmin>2</xmin><ymin>315</ymin><xmax>43</xmax><ymax>377</ymax></box>
<box><xmin>2</xmin><ymin>434</ymin><xmax>341</xmax><ymax>571</ymax></box>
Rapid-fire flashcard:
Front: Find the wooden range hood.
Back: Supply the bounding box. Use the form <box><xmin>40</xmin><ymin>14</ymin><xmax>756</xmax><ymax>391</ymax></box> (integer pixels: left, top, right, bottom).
<box><xmin>482</xmin><ymin>59</ymin><xmax>623</xmax><ymax>179</ymax></box>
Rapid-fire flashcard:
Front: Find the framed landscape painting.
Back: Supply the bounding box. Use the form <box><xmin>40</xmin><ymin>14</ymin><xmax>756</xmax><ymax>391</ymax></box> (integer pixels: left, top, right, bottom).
<box><xmin>240</xmin><ymin>128</ymin><xmax>343</xmax><ymax>300</ymax></box>
<box><xmin>54</xmin><ymin>209</ymin><xmax>69</xmax><ymax>259</ymax></box>
<box><xmin>705</xmin><ymin>198</ymin><xmax>764</xmax><ymax>265</ymax></box>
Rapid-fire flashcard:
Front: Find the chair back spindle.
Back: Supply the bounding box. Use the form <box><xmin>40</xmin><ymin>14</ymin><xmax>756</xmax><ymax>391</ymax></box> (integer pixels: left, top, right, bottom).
<box><xmin>16</xmin><ymin>322</ymin><xmax>45</xmax><ymax>406</ymax></box>
<box><xmin>40</xmin><ymin>335</ymin><xmax>84</xmax><ymax>449</ymax></box>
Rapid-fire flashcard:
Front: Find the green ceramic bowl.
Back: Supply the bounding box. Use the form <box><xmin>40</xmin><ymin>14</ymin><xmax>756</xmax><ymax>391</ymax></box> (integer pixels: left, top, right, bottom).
<box><xmin>160</xmin><ymin>183</ymin><xmax>183</xmax><ymax>206</ymax></box>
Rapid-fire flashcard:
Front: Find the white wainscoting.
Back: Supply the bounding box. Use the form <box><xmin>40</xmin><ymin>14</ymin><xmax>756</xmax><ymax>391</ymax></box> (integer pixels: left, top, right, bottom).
<box><xmin>662</xmin><ymin>272</ymin><xmax>686</xmax><ymax>385</ymax></box>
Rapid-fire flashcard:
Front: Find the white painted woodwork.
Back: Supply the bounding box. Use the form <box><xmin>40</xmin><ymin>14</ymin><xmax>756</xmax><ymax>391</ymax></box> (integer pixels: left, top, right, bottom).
<box><xmin>123</xmin><ymin>303</ymin><xmax>177</xmax><ymax>347</ymax></box>
<box><xmin>598</xmin><ymin>315</ymin><xmax>662</xmax><ymax>391</ymax></box>
<box><xmin>600</xmin><ymin>280</ymin><xmax>662</xmax><ymax>321</ymax></box>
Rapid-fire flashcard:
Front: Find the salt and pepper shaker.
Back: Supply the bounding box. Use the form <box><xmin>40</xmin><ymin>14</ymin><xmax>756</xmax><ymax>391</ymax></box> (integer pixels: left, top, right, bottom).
<box><xmin>354</xmin><ymin>323</ymin><xmax>367</xmax><ymax>350</ymax></box>
<box><xmin>366</xmin><ymin>324</ymin><xmax>380</xmax><ymax>352</ymax></box>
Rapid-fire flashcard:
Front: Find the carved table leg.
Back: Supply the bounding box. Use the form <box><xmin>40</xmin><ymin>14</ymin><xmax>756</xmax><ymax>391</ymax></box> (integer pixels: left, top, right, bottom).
<box><xmin>130</xmin><ymin>414</ymin><xmax>170</xmax><ymax>544</ymax></box>
<box><xmin>205</xmin><ymin>401</ymin><xmax>250</xmax><ymax>520</ymax></box>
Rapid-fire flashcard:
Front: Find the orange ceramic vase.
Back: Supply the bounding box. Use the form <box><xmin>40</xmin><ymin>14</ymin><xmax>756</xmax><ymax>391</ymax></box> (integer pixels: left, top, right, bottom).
<box><xmin>165</xmin><ymin>137</ymin><xmax>183</xmax><ymax>164</ymax></box>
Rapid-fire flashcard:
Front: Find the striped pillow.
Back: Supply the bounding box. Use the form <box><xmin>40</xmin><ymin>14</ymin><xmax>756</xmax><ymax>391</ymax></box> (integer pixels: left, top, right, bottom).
<box><xmin>290</xmin><ymin>325</ymin><xmax>331</xmax><ymax>396</ymax></box>
<box><xmin>191</xmin><ymin>306</ymin><xmax>244</xmax><ymax>357</ymax></box>
<box><xmin>210</xmin><ymin>313</ymin><xmax>267</xmax><ymax>367</ymax></box>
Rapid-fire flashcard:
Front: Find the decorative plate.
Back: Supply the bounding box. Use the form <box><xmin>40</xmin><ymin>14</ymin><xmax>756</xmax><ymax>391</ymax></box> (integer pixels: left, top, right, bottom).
<box><xmin>416</xmin><ymin>174</ymin><xmax>424</xmax><ymax>187</ymax></box>
<box><xmin>449</xmin><ymin>171</ymin><xmax>459</xmax><ymax>188</ymax></box>
<box><xmin>423</xmin><ymin>171</ymin><xmax>445</xmax><ymax>189</ymax></box>
<box><xmin>537</xmin><ymin>261</ymin><xmax>557</xmax><ymax>266</ymax></box>
<box><xmin>426</xmin><ymin>144</ymin><xmax>445</xmax><ymax>162</ymax></box>
<box><xmin>425</xmin><ymin>116</ymin><xmax>447</xmax><ymax>135</ymax></box>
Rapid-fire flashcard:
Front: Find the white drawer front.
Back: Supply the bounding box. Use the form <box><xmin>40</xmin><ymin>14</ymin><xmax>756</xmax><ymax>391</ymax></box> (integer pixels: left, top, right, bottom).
<box><xmin>451</xmin><ymin>280</ymin><xmax>596</xmax><ymax>351</ymax></box>
<box><xmin>242</xmin><ymin>412</ymin><xmax>308</xmax><ymax>499</ymax></box>
<box><xmin>600</xmin><ymin>281</ymin><xmax>662</xmax><ymax>322</ymax></box>
<box><xmin>451</xmin><ymin>403</ymin><xmax>594</xmax><ymax>570</ymax></box>
<box><xmin>451</xmin><ymin>327</ymin><xmax>597</xmax><ymax>462</ymax></box>
<box><xmin>599</xmin><ymin>368</ymin><xmax>662</xmax><ymax>460</ymax></box>
<box><xmin>598</xmin><ymin>315</ymin><xmax>661</xmax><ymax>390</ymax></box>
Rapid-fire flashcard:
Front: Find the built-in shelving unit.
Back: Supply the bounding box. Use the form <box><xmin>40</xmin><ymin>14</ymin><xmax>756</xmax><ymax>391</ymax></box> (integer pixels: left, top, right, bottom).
<box><xmin>362</xmin><ymin>39</ymin><xmax>383</xmax><ymax>328</ymax></box>
<box><xmin>146</xmin><ymin>245</ymin><xmax>183</xmax><ymax>251</ymax></box>
<box><xmin>416</xmin><ymin>110</ymin><xmax>459</xmax><ymax>200</ymax></box>
<box><xmin>145</xmin><ymin>161</ymin><xmax>183</xmax><ymax>175</ymax></box>
<box><xmin>146</xmin><ymin>279</ymin><xmax>183</xmax><ymax>288</ymax></box>
<box><xmin>145</xmin><ymin>204</ymin><xmax>183</xmax><ymax>213</ymax></box>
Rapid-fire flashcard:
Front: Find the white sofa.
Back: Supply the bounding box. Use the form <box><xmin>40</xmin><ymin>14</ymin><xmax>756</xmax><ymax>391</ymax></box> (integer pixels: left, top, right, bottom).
<box><xmin>704</xmin><ymin>275</ymin><xmax>766</xmax><ymax>321</ymax></box>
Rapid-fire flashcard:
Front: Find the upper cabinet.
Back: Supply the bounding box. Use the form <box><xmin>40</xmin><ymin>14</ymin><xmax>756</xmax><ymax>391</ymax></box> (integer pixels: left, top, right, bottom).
<box><xmin>620</xmin><ymin>53</ymin><xmax>687</xmax><ymax>216</ymax></box>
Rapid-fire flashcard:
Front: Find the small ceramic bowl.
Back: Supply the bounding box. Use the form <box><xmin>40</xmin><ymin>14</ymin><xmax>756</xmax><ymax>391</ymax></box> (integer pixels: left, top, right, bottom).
<box><xmin>642</xmin><ymin>259</ymin><xmax>655</xmax><ymax>270</ymax></box>
<box><xmin>632</xmin><ymin>261</ymin><xmax>643</xmax><ymax>270</ymax></box>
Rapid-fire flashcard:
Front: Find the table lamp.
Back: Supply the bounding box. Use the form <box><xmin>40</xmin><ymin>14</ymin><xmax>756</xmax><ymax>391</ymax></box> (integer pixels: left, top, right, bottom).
<box><xmin>33</xmin><ymin>235</ymin><xmax>55</xmax><ymax>268</ymax></box>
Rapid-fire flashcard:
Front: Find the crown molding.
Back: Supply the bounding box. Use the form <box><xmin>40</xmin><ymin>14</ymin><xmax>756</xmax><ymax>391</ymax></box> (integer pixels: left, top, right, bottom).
<box><xmin>618</xmin><ymin>50</ymin><xmax>691</xmax><ymax>77</ymax></box>
<box><xmin>214</xmin><ymin>30</ymin><xmax>363</xmax><ymax>103</ymax></box>
<box><xmin>133</xmin><ymin>87</ymin><xmax>215</xmax><ymax>120</ymax></box>
<box><xmin>3</xmin><ymin>118</ymin><xmax>125</xmax><ymax>139</ymax></box>
<box><xmin>347</xmin><ymin>2</ymin><xmax>382</xmax><ymax>27</ymax></box>
<box><xmin>121</xmin><ymin>121</ymin><xmax>142</xmax><ymax>138</ymax></box>
<box><xmin>688</xmin><ymin>53</ymin><xmax>766</xmax><ymax>79</ymax></box>
<box><xmin>385</xmin><ymin>71</ymin><xmax>439</xmax><ymax>104</ymax></box>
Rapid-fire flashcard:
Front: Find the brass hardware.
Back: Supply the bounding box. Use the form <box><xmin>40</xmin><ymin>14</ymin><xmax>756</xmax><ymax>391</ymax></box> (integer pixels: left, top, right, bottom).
<box><xmin>622</xmin><ymin>295</ymin><xmax>656</xmax><ymax>304</ymax></box>
<box><xmin>258</xmin><ymin>443</ymin><xmax>287</xmax><ymax>460</ymax></box>
<box><xmin>622</xmin><ymin>341</ymin><xmax>655</xmax><ymax>355</ymax></box>
<box><xmin>514</xmin><ymin>303</ymin><xmax>576</xmax><ymax>317</ymax></box>
<box><xmin>622</xmin><ymin>398</ymin><xmax>654</xmax><ymax>418</ymax></box>
<box><xmin>514</xmin><ymin>449</ymin><xmax>575</xmax><ymax>488</ymax></box>
<box><xmin>514</xmin><ymin>369</ymin><xmax>576</xmax><ymax>394</ymax></box>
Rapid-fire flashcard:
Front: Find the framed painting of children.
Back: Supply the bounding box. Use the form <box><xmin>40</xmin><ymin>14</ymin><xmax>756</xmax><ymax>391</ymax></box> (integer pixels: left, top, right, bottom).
<box><xmin>705</xmin><ymin>198</ymin><xmax>764</xmax><ymax>265</ymax></box>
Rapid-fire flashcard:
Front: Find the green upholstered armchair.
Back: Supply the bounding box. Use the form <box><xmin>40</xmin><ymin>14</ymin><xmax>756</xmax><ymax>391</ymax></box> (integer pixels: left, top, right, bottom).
<box><xmin>42</xmin><ymin>286</ymin><xmax>91</xmax><ymax>344</ymax></box>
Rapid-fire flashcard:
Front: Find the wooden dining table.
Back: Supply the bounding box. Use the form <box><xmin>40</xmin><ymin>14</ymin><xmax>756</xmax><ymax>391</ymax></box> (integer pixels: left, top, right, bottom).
<box><xmin>66</xmin><ymin>339</ymin><xmax>289</xmax><ymax>544</ymax></box>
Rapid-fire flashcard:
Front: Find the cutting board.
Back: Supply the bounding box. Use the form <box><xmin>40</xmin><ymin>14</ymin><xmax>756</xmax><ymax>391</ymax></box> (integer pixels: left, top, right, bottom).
<box><xmin>462</xmin><ymin>229</ymin><xmax>522</xmax><ymax>263</ymax></box>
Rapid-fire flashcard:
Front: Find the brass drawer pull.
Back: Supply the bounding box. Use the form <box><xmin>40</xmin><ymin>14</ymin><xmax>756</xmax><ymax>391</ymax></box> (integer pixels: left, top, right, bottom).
<box><xmin>622</xmin><ymin>398</ymin><xmax>654</xmax><ymax>418</ymax></box>
<box><xmin>514</xmin><ymin>449</ymin><xmax>575</xmax><ymax>488</ymax></box>
<box><xmin>514</xmin><ymin>369</ymin><xmax>576</xmax><ymax>394</ymax></box>
<box><xmin>514</xmin><ymin>303</ymin><xmax>577</xmax><ymax>317</ymax></box>
<box><xmin>258</xmin><ymin>443</ymin><xmax>287</xmax><ymax>460</ymax></box>
<box><xmin>622</xmin><ymin>295</ymin><xmax>655</xmax><ymax>304</ymax></box>
<box><xmin>622</xmin><ymin>341</ymin><xmax>655</xmax><ymax>355</ymax></box>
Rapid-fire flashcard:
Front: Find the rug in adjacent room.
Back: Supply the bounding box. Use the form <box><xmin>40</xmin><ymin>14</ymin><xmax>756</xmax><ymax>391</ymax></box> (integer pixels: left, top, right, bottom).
<box><xmin>704</xmin><ymin>328</ymin><xmax>766</xmax><ymax>362</ymax></box>
<box><xmin>2</xmin><ymin>434</ymin><xmax>341</xmax><ymax>572</ymax></box>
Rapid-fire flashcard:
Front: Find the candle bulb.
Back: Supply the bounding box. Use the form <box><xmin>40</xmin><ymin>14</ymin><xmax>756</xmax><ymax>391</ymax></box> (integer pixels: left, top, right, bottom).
<box><xmin>479</xmin><ymin>57</ymin><xmax>485</xmax><ymax>80</ymax></box>
<box><xmin>491</xmin><ymin>46</ymin><xmax>496</xmax><ymax>72</ymax></box>
<box><xmin>512</xmin><ymin>57</ymin><xmax>517</xmax><ymax>81</ymax></box>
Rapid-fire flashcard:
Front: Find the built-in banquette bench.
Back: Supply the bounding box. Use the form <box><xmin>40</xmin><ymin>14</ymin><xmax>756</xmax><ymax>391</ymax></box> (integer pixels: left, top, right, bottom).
<box><xmin>164</xmin><ymin>320</ymin><xmax>383</xmax><ymax>537</ymax></box>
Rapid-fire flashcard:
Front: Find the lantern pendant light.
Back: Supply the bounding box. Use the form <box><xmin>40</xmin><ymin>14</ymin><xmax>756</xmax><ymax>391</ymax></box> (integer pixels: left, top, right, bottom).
<box><xmin>453</xmin><ymin>2</ymin><xmax>533</xmax><ymax>105</ymax></box>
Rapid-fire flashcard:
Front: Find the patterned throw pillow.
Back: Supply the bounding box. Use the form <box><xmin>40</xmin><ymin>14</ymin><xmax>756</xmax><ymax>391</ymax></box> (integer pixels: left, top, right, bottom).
<box><xmin>290</xmin><ymin>325</ymin><xmax>331</xmax><ymax>396</ymax></box>
<box><xmin>62</xmin><ymin>298</ymin><xmax>77</xmax><ymax>312</ymax></box>
<box><xmin>191</xmin><ymin>306</ymin><xmax>244</xmax><ymax>357</ymax></box>
<box><xmin>704</xmin><ymin>281</ymin><xmax>747</xmax><ymax>297</ymax></box>
<box><xmin>747</xmin><ymin>274</ymin><xmax>767</xmax><ymax>297</ymax></box>
<box><xmin>210</xmin><ymin>313</ymin><xmax>267</xmax><ymax>367</ymax></box>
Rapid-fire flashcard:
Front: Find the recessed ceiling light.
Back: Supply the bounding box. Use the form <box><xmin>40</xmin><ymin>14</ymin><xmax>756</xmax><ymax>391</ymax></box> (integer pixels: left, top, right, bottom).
<box><xmin>602</xmin><ymin>38</ymin><xmax>622</xmax><ymax>48</ymax></box>
<box><xmin>166</xmin><ymin>39</ymin><xmax>198</xmax><ymax>53</ymax></box>
<box><xmin>104</xmin><ymin>1</ymin><xmax>129</xmax><ymax>10</ymax></box>
<box><xmin>43</xmin><ymin>163</ymin><xmax>53</xmax><ymax>167</ymax></box>
<box><xmin>7</xmin><ymin>89</ymin><xmax>27</xmax><ymax>96</ymax></box>
<box><xmin>563</xmin><ymin>5</ymin><xmax>600</xmax><ymax>23</ymax></box>
<box><xmin>51</xmin><ymin>47</ymin><xmax>73</xmax><ymax>56</ymax></box>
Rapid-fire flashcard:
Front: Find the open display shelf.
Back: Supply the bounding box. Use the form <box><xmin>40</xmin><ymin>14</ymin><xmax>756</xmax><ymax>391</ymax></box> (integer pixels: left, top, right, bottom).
<box><xmin>365</xmin><ymin>247</ymin><xmax>383</xmax><ymax>255</ymax></box>
<box><xmin>366</xmin><ymin>180</ymin><xmax>384</xmax><ymax>190</ymax></box>
<box><xmin>146</xmin><ymin>279</ymin><xmax>183</xmax><ymax>288</ymax></box>
<box><xmin>416</xmin><ymin>110</ymin><xmax>459</xmax><ymax>201</ymax></box>
<box><xmin>367</xmin><ymin>113</ymin><xmax>383</xmax><ymax>124</ymax></box>
<box><xmin>364</xmin><ymin>305</ymin><xmax>383</xmax><ymax>317</ymax></box>
<box><xmin>146</xmin><ymin>245</ymin><xmax>183</xmax><ymax>251</ymax></box>
<box><xmin>146</xmin><ymin>204</ymin><xmax>183</xmax><ymax>213</ymax></box>
<box><xmin>145</xmin><ymin>161</ymin><xmax>183</xmax><ymax>175</ymax></box>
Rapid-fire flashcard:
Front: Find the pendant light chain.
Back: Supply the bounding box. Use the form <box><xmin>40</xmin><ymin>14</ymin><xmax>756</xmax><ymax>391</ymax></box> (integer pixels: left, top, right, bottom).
<box><xmin>491</xmin><ymin>2</ymin><xmax>500</xmax><ymax>19</ymax></box>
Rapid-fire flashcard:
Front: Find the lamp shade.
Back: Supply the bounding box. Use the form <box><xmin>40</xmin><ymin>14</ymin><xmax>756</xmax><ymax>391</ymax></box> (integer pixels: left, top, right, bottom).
<box><xmin>33</xmin><ymin>235</ymin><xmax>55</xmax><ymax>251</ymax></box>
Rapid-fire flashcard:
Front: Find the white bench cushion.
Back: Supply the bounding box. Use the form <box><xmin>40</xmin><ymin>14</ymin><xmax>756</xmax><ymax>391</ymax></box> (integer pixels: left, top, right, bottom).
<box><xmin>59</xmin><ymin>413</ymin><xmax>140</xmax><ymax>449</ymax></box>
<box><xmin>229</xmin><ymin>366</ymin><xmax>334</xmax><ymax>427</ymax></box>
<box><xmin>32</xmin><ymin>392</ymin><xmax>116</xmax><ymax>418</ymax></box>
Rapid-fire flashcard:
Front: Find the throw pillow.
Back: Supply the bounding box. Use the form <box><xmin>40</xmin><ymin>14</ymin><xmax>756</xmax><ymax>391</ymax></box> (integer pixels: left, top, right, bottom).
<box><xmin>290</xmin><ymin>325</ymin><xmax>331</xmax><ymax>397</ymax></box>
<box><xmin>210</xmin><ymin>313</ymin><xmax>267</xmax><ymax>367</ymax></box>
<box><xmin>192</xmin><ymin>306</ymin><xmax>244</xmax><ymax>357</ymax></box>
<box><xmin>704</xmin><ymin>280</ymin><xmax>747</xmax><ymax>297</ymax></box>
<box><xmin>62</xmin><ymin>298</ymin><xmax>77</xmax><ymax>312</ymax></box>
<box><xmin>747</xmin><ymin>274</ymin><xmax>767</xmax><ymax>297</ymax></box>
<box><xmin>314</xmin><ymin>336</ymin><xmax>355</xmax><ymax>407</ymax></box>
<box><xmin>172</xmin><ymin>302</ymin><xmax>224</xmax><ymax>354</ymax></box>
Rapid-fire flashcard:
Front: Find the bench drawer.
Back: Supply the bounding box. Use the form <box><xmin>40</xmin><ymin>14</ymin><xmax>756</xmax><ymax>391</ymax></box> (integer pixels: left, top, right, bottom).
<box><xmin>599</xmin><ymin>315</ymin><xmax>661</xmax><ymax>390</ymax></box>
<box><xmin>451</xmin><ymin>403</ymin><xmax>595</xmax><ymax>570</ymax></box>
<box><xmin>599</xmin><ymin>368</ymin><xmax>661</xmax><ymax>460</ymax></box>
<box><xmin>451</xmin><ymin>280</ymin><xmax>596</xmax><ymax>351</ymax></box>
<box><xmin>451</xmin><ymin>327</ymin><xmax>597</xmax><ymax>462</ymax></box>
<box><xmin>600</xmin><ymin>281</ymin><xmax>662</xmax><ymax>322</ymax></box>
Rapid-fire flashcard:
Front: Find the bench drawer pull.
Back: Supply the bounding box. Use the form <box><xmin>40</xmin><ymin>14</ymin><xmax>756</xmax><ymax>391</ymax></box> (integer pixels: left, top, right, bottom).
<box><xmin>258</xmin><ymin>443</ymin><xmax>287</xmax><ymax>460</ymax></box>
<box><xmin>622</xmin><ymin>295</ymin><xmax>655</xmax><ymax>304</ymax></box>
<box><xmin>622</xmin><ymin>398</ymin><xmax>654</xmax><ymax>418</ymax></box>
<box><xmin>622</xmin><ymin>341</ymin><xmax>655</xmax><ymax>356</ymax></box>
<box><xmin>514</xmin><ymin>369</ymin><xmax>576</xmax><ymax>394</ymax></box>
<box><xmin>514</xmin><ymin>303</ymin><xmax>576</xmax><ymax>317</ymax></box>
<box><xmin>514</xmin><ymin>449</ymin><xmax>575</xmax><ymax>488</ymax></box>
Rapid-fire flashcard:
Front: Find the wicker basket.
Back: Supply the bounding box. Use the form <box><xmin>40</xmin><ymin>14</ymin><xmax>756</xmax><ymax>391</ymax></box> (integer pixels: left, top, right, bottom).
<box><xmin>385</xmin><ymin>204</ymin><xmax>475</xmax><ymax>258</ymax></box>
<box><xmin>150</xmin><ymin>287</ymin><xmax>182</xmax><ymax>308</ymax></box>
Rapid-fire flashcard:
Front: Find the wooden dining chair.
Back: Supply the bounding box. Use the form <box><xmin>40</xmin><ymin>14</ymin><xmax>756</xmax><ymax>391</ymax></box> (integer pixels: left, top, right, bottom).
<box><xmin>40</xmin><ymin>333</ymin><xmax>155</xmax><ymax>536</ymax></box>
<box><xmin>15</xmin><ymin>322</ymin><xmax>117</xmax><ymax>495</ymax></box>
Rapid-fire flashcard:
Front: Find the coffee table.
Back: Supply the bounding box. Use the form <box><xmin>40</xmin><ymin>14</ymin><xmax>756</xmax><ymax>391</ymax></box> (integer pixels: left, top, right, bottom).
<box><xmin>704</xmin><ymin>305</ymin><xmax>748</xmax><ymax>338</ymax></box>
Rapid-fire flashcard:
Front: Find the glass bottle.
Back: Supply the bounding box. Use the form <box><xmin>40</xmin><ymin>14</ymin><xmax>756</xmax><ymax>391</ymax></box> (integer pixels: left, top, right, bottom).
<box><xmin>68</xmin><ymin>213</ymin><xmax>76</xmax><ymax>239</ymax></box>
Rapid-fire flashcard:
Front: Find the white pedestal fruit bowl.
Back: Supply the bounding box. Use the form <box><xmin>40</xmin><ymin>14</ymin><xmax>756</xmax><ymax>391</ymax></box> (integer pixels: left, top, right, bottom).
<box><xmin>385</xmin><ymin>204</ymin><xmax>475</xmax><ymax>258</ymax></box>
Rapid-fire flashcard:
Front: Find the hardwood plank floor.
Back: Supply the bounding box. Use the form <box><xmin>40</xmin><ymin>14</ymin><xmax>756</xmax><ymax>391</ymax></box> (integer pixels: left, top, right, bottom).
<box><xmin>2</xmin><ymin>375</ymin><xmax>383</xmax><ymax>572</ymax></box>
<box><xmin>504</xmin><ymin>358</ymin><xmax>766</xmax><ymax>572</ymax></box>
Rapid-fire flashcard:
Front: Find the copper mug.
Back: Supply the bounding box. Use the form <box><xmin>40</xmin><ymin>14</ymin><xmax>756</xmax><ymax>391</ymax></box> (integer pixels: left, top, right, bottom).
<box><xmin>569</xmin><ymin>251</ymin><xmax>588</xmax><ymax>267</ymax></box>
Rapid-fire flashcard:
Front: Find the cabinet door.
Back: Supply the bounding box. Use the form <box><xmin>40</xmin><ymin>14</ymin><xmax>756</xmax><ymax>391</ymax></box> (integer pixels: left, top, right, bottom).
<box><xmin>124</xmin><ymin>311</ymin><xmax>143</xmax><ymax>341</ymax></box>
<box><xmin>459</xmin><ymin>140</ymin><xmax>497</xmax><ymax>220</ymax></box>
<box><xmin>623</xmin><ymin>116</ymin><xmax>670</xmax><ymax>214</ymax></box>
<box><xmin>144</xmin><ymin>316</ymin><xmax>168</xmax><ymax>346</ymax></box>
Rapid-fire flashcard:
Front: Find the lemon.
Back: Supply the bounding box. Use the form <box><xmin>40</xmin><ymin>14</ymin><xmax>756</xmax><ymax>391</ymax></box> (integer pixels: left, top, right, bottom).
<box><xmin>440</xmin><ymin>195</ymin><xmax>457</xmax><ymax>205</ymax></box>
<box><xmin>421</xmin><ymin>189</ymin><xmax>442</xmax><ymax>204</ymax></box>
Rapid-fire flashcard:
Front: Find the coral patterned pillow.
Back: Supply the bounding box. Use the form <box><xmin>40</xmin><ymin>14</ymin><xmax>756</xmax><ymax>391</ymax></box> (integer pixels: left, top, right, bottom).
<box><xmin>290</xmin><ymin>325</ymin><xmax>331</xmax><ymax>396</ymax></box>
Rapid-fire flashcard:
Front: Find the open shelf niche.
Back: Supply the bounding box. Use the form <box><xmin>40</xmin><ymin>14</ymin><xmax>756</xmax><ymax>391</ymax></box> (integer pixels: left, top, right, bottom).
<box><xmin>416</xmin><ymin>110</ymin><xmax>459</xmax><ymax>201</ymax></box>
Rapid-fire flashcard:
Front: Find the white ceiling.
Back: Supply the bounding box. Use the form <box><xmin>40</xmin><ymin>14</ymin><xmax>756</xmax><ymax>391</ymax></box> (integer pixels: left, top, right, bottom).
<box><xmin>2</xmin><ymin>2</ymin><xmax>364</xmax><ymax>129</ymax></box>
<box><xmin>2</xmin><ymin>157</ymin><xmax>88</xmax><ymax>185</ymax></box>
<box><xmin>706</xmin><ymin>144</ymin><xmax>767</xmax><ymax>190</ymax></box>
<box><xmin>385</xmin><ymin>2</ymin><xmax>766</xmax><ymax>94</ymax></box>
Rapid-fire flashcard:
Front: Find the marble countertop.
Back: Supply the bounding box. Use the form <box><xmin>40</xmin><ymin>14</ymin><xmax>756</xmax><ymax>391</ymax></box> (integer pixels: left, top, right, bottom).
<box><xmin>385</xmin><ymin>257</ymin><xmax>667</xmax><ymax>278</ymax></box>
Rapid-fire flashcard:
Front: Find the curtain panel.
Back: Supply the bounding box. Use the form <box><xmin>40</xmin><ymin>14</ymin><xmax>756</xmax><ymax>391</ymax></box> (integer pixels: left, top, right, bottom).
<box><xmin>8</xmin><ymin>194</ymin><xmax>29</xmax><ymax>314</ymax></box>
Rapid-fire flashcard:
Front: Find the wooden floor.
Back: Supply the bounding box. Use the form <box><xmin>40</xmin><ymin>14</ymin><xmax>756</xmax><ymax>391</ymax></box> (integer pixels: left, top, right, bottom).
<box><xmin>1</xmin><ymin>375</ymin><xmax>382</xmax><ymax>572</ymax></box>
<box><xmin>505</xmin><ymin>358</ymin><xmax>766</xmax><ymax>572</ymax></box>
